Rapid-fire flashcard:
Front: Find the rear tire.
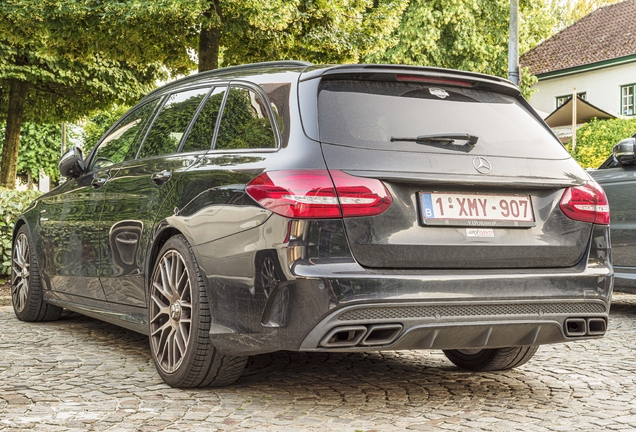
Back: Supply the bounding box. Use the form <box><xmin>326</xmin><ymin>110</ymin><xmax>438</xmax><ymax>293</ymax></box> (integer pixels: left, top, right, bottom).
<box><xmin>148</xmin><ymin>234</ymin><xmax>247</xmax><ymax>387</ymax></box>
<box><xmin>11</xmin><ymin>225</ymin><xmax>63</xmax><ymax>322</ymax></box>
<box><xmin>443</xmin><ymin>346</ymin><xmax>539</xmax><ymax>371</ymax></box>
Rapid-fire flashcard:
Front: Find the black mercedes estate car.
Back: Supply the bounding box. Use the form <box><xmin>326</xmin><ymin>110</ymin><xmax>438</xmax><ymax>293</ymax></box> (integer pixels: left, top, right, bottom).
<box><xmin>11</xmin><ymin>61</ymin><xmax>613</xmax><ymax>387</ymax></box>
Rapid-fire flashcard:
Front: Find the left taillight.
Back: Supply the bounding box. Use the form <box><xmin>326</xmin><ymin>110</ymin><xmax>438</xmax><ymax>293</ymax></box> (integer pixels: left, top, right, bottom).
<box><xmin>245</xmin><ymin>170</ymin><xmax>392</xmax><ymax>219</ymax></box>
<box><xmin>559</xmin><ymin>181</ymin><xmax>610</xmax><ymax>225</ymax></box>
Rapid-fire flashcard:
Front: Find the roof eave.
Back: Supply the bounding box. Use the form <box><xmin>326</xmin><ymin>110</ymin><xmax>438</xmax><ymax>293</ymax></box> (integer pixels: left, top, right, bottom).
<box><xmin>534</xmin><ymin>53</ymin><xmax>636</xmax><ymax>80</ymax></box>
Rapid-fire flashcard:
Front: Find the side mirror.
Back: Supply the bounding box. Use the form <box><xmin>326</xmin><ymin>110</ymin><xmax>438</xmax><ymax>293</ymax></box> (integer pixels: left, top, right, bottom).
<box><xmin>59</xmin><ymin>147</ymin><xmax>86</xmax><ymax>178</ymax></box>
<box><xmin>613</xmin><ymin>138</ymin><xmax>636</xmax><ymax>166</ymax></box>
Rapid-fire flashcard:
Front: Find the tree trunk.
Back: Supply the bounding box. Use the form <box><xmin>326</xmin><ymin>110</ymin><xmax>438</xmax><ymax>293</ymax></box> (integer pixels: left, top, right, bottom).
<box><xmin>0</xmin><ymin>80</ymin><xmax>28</xmax><ymax>189</ymax></box>
<box><xmin>198</xmin><ymin>0</ymin><xmax>222</xmax><ymax>72</ymax></box>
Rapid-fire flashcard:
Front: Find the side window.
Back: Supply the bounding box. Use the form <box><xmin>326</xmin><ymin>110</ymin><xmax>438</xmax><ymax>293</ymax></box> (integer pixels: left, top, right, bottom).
<box><xmin>262</xmin><ymin>83</ymin><xmax>291</xmax><ymax>147</ymax></box>
<box><xmin>137</xmin><ymin>88</ymin><xmax>210</xmax><ymax>159</ymax></box>
<box><xmin>215</xmin><ymin>86</ymin><xmax>277</xmax><ymax>150</ymax></box>
<box><xmin>90</xmin><ymin>99</ymin><xmax>160</xmax><ymax>170</ymax></box>
<box><xmin>181</xmin><ymin>86</ymin><xmax>227</xmax><ymax>153</ymax></box>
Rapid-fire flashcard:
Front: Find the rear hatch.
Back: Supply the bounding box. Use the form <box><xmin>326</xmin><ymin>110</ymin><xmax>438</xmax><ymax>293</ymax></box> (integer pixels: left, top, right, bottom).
<box><xmin>315</xmin><ymin>73</ymin><xmax>592</xmax><ymax>269</ymax></box>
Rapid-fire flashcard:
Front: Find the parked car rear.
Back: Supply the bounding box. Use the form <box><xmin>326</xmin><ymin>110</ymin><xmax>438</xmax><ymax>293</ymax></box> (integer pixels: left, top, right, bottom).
<box><xmin>12</xmin><ymin>62</ymin><xmax>613</xmax><ymax>387</ymax></box>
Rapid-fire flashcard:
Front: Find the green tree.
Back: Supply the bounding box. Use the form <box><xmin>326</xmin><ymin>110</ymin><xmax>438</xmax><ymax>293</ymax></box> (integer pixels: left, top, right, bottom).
<box><xmin>0</xmin><ymin>0</ymin><xmax>200</xmax><ymax>188</ymax></box>
<box><xmin>212</xmin><ymin>0</ymin><xmax>409</xmax><ymax>70</ymax></box>
<box><xmin>366</xmin><ymin>0</ymin><xmax>554</xmax><ymax>95</ymax></box>
<box><xmin>0</xmin><ymin>123</ymin><xmax>64</xmax><ymax>186</ymax></box>
<box><xmin>547</xmin><ymin>0</ymin><xmax>622</xmax><ymax>32</ymax></box>
<box><xmin>0</xmin><ymin>40</ymin><xmax>161</xmax><ymax>188</ymax></box>
<box><xmin>568</xmin><ymin>118</ymin><xmax>636</xmax><ymax>169</ymax></box>
<box><xmin>0</xmin><ymin>0</ymin><xmax>408</xmax><ymax>188</ymax></box>
<box><xmin>82</xmin><ymin>105</ymin><xmax>131</xmax><ymax>151</ymax></box>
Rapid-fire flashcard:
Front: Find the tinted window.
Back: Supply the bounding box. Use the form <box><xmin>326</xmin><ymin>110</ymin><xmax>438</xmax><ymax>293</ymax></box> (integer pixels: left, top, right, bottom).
<box><xmin>215</xmin><ymin>87</ymin><xmax>276</xmax><ymax>150</ymax></box>
<box><xmin>91</xmin><ymin>99</ymin><xmax>160</xmax><ymax>170</ymax></box>
<box><xmin>181</xmin><ymin>86</ymin><xmax>227</xmax><ymax>153</ymax></box>
<box><xmin>262</xmin><ymin>83</ymin><xmax>291</xmax><ymax>147</ymax></box>
<box><xmin>138</xmin><ymin>88</ymin><xmax>210</xmax><ymax>159</ymax></box>
<box><xmin>317</xmin><ymin>80</ymin><xmax>569</xmax><ymax>159</ymax></box>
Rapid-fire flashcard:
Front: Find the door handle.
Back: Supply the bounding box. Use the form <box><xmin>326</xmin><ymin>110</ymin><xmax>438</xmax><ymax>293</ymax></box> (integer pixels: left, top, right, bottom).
<box><xmin>91</xmin><ymin>177</ymin><xmax>107</xmax><ymax>189</ymax></box>
<box><xmin>151</xmin><ymin>170</ymin><xmax>172</xmax><ymax>185</ymax></box>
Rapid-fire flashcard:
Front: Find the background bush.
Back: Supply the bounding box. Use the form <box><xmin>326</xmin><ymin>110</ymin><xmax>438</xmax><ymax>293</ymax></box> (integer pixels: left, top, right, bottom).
<box><xmin>0</xmin><ymin>187</ymin><xmax>41</xmax><ymax>278</ymax></box>
<box><xmin>568</xmin><ymin>117</ymin><xmax>636</xmax><ymax>168</ymax></box>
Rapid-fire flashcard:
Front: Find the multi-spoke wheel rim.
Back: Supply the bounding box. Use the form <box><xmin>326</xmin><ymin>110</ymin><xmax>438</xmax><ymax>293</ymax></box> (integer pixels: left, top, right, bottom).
<box><xmin>149</xmin><ymin>250</ymin><xmax>192</xmax><ymax>373</ymax></box>
<box><xmin>260</xmin><ymin>257</ymin><xmax>279</xmax><ymax>299</ymax></box>
<box><xmin>12</xmin><ymin>233</ymin><xmax>30</xmax><ymax>312</ymax></box>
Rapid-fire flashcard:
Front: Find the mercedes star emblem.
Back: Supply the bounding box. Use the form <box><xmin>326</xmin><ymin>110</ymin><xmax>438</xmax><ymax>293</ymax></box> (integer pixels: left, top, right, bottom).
<box><xmin>472</xmin><ymin>156</ymin><xmax>492</xmax><ymax>174</ymax></box>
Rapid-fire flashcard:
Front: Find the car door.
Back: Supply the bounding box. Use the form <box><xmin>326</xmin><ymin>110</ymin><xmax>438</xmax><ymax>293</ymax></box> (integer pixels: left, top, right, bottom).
<box><xmin>592</xmin><ymin>164</ymin><xmax>636</xmax><ymax>282</ymax></box>
<box><xmin>162</xmin><ymin>83</ymin><xmax>283</xmax><ymax>332</ymax></box>
<box><xmin>98</xmin><ymin>86</ymin><xmax>214</xmax><ymax>306</ymax></box>
<box><xmin>37</xmin><ymin>99</ymin><xmax>160</xmax><ymax>301</ymax></box>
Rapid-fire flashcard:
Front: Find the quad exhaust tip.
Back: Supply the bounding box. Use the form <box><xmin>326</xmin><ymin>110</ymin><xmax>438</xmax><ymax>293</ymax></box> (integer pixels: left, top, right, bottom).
<box><xmin>564</xmin><ymin>317</ymin><xmax>607</xmax><ymax>337</ymax></box>
<box><xmin>320</xmin><ymin>324</ymin><xmax>403</xmax><ymax>348</ymax></box>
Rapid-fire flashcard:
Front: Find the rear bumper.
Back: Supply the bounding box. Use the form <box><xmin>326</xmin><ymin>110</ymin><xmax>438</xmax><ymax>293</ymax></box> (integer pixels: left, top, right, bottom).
<box><xmin>197</xmin><ymin>219</ymin><xmax>612</xmax><ymax>356</ymax></box>
<box><xmin>299</xmin><ymin>300</ymin><xmax>607</xmax><ymax>352</ymax></box>
<box><xmin>206</xmin><ymin>260</ymin><xmax>612</xmax><ymax>356</ymax></box>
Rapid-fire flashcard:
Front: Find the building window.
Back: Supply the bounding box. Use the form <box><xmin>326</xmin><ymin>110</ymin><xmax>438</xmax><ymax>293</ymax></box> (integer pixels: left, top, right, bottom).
<box><xmin>556</xmin><ymin>92</ymin><xmax>587</xmax><ymax>109</ymax></box>
<box><xmin>622</xmin><ymin>84</ymin><xmax>636</xmax><ymax>116</ymax></box>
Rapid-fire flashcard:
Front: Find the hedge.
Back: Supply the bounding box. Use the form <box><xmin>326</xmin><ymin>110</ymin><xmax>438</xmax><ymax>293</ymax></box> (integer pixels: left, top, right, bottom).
<box><xmin>568</xmin><ymin>117</ymin><xmax>636</xmax><ymax>169</ymax></box>
<box><xmin>0</xmin><ymin>187</ymin><xmax>41</xmax><ymax>278</ymax></box>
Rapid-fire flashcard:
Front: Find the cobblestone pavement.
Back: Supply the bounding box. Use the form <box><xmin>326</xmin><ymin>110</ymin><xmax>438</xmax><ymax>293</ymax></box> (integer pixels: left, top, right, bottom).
<box><xmin>1</xmin><ymin>295</ymin><xmax>636</xmax><ymax>431</ymax></box>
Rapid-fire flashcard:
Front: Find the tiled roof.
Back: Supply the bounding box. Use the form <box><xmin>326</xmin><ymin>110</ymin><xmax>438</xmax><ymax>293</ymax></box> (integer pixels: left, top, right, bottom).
<box><xmin>520</xmin><ymin>0</ymin><xmax>636</xmax><ymax>76</ymax></box>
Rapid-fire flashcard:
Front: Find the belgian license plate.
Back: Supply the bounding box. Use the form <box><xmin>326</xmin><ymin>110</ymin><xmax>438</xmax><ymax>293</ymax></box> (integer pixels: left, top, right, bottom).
<box><xmin>419</xmin><ymin>192</ymin><xmax>535</xmax><ymax>227</ymax></box>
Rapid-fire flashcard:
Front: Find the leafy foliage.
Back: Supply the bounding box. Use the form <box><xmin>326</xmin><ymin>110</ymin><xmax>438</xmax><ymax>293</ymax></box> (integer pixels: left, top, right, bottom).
<box><xmin>568</xmin><ymin>118</ymin><xmax>636</xmax><ymax>168</ymax></box>
<box><xmin>546</xmin><ymin>0</ymin><xmax>622</xmax><ymax>32</ymax></box>
<box><xmin>218</xmin><ymin>0</ymin><xmax>409</xmax><ymax>66</ymax></box>
<box><xmin>215</xmin><ymin>88</ymin><xmax>276</xmax><ymax>150</ymax></box>
<box><xmin>0</xmin><ymin>187</ymin><xmax>40</xmax><ymax>276</ymax></box>
<box><xmin>139</xmin><ymin>90</ymin><xmax>209</xmax><ymax>158</ymax></box>
<box><xmin>183</xmin><ymin>89</ymin><xmax>225</xmax><ymax>153</ymax></box>
<box><xmin>365</xmin><ymin>0</ymin><xmax>553</xmax><ymax>96</ymax></box>
<box><xmin>82</xmin><ymin>104</ymin><xmax>131</xmax><ymax>151</ymax></box>
<box><xmin>0</xmin><ymin>122</ymin><xmax>62</xmax><ymax>184</ymax></box>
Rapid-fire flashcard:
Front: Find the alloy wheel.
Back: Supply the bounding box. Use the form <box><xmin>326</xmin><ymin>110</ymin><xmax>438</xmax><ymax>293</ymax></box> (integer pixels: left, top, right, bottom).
<box><xmin>12</xmin><ymin>233</ymin><xmax>30</xmax><ymax>313</ymax></box>
<box><xmin>149</xmin><ymin>250</ymin><xmax>192</xmax><ymax>373</ymax></box>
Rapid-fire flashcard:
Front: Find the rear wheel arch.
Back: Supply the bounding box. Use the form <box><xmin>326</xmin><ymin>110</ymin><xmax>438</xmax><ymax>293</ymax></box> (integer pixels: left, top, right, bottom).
<box><xmin>146</xmin><ymin>226</ymin><xmax>183</xmax><ymax>291</ymax></box>
<box><xmin>12</xmin><ymin>218</ymin><xmax>27</xmax><ymax>243</ymax></box>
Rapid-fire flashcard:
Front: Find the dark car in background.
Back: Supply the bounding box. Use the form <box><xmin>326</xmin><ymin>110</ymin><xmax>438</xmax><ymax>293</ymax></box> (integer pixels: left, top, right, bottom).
<box><xmin>591</xmin><ymin>138</ymin><xmax>636</xmax><ymax>293</ymax></box>
<box><xmin>11</xmin><ymin>61</ymin><xmax>613</xmax><ymax>388</ymax></box>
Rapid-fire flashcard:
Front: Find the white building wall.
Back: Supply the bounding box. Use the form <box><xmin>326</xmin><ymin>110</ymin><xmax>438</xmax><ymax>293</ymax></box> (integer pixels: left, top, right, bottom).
<box><xmin>527</xmin><ymin>61</ymin><xmax>636</xmax><ymax>116</ymax></box>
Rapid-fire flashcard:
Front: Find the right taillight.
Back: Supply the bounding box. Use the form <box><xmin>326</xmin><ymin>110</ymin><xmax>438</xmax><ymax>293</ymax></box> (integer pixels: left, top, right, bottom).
<box><xmin>559</xmin><ymin>181</ymin><xmax>610</xmax><ymax>225</ymax></box>
<box><xmin>245</xmin><ymin>170</ymin><xmax>392</xmax><ymax>219</ymax></box>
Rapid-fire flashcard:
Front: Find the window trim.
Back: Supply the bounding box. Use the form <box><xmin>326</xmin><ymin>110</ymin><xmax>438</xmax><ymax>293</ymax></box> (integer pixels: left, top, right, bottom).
<box><xmin>555</xmin><ymin>92</ymin><xmax>587</xmax><ymax>109</ymax></box>
<box><xmin>84</xmin><ymin>96</ymin><xmax>165</xmax><ymax>173</ymax></box>
<box><xmin>177</xmin><ymin>83</ymin><xmax>229</xmax><ymax>154</ymax></box>
<box><xmin>209</xmin><ymin>80</ymin><xmax>282</xmax><ymax>152</ymax></box>
<box><xmin>621</xmin><ymin>83</ymin><xmax>636</xmax><ymax>116</ymax></box>
<box><xmin>135</xmin><ymin>85</ymin><xmax>213</xmax><ymax>160</ymax></box>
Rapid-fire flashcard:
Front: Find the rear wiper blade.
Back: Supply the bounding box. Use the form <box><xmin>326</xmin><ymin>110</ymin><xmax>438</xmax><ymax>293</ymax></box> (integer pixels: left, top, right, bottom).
<box><xmin>390</xmin><ymin>133</ymin><xmax>479</xmax><ymax>146</ymax></box>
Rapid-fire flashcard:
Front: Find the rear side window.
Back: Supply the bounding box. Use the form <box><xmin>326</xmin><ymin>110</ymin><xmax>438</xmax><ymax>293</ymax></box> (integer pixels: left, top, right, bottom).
<box><xmin>138</xmin><ymin>88</ymin><xmax>210</xmax><ymax>159</ymax></box>
<box><xmin>181</xmin><ymin>86</ymin><xmax>227</xmax><ymax>153</ymax></box>
<box><xmin>215</xmin><ymin>86</ymin><xmax>277</xmax><ymax>150</ymax></box>
<box><xmin>90</xmin><ymin>99</ymin><xmax>160</xmax><ymax>170</ymax></box>
<box><xmin>317</xmin><ymin>80</ymin><xmax>569</xmax><ymax>159</ymax></box>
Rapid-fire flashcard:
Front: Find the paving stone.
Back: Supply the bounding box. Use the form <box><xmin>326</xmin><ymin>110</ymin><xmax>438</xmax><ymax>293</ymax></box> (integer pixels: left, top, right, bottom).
<box><xmin>2</xmin><ymin>294</ymin><xmax>636</xmax><ymax>430</ymax></box>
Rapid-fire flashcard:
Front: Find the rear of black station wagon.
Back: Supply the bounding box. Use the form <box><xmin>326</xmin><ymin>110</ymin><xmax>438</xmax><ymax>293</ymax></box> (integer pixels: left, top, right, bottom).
<box><xmin>12</xmin><ymin>62</ymin><xmax>613</xmax><ymax>387</ymax></box>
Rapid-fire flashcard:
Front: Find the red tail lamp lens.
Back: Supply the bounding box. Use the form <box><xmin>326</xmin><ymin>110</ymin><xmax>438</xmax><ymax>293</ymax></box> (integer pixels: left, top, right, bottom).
<box><xmin>559</xmin><ymin>181</ymin><xmax>610</xmax><ymax>225</ymax></box>
<box><xmin>245</xmin><ymin>170</ymin><xmax>392</xmax><ymax>219</ymax></box>
<box><xmin>330</xmin><ymin>170</ymin><xmax>392</xmax><ymax>217</ymax></box>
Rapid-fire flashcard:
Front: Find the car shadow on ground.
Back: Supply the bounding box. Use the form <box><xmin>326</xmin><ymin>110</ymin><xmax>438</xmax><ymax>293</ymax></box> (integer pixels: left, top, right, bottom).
<box><xmin>5</xmin><ymin>308</ymin><xmax>561</xmax><ymax>401</ymax></box>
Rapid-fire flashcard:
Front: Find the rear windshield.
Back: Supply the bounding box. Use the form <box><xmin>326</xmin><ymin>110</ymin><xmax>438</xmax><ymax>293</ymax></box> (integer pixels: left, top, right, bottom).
<box><xmin>317</xmin><ymin>80</ymin><xmax>569</xmax><ymax>159</ymax></box>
